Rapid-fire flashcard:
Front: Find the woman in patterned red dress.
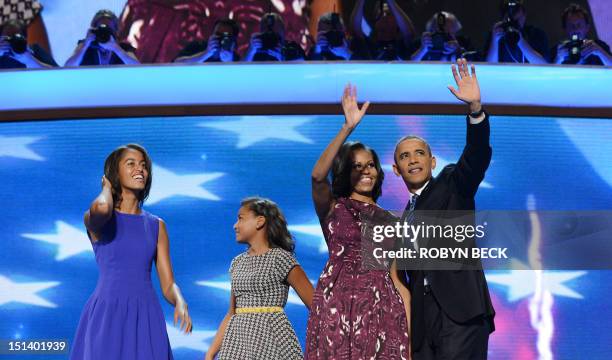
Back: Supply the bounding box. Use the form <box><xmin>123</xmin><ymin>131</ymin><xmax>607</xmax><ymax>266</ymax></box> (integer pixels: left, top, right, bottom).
<box><xmin>305</xmin><ymin>84</ymin><xmax>411</xmax><ymax>359</ymax></box>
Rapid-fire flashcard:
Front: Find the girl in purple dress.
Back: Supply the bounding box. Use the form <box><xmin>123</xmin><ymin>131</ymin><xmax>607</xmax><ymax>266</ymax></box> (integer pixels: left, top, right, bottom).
<box><xmin>305</xmin><ymin>85</ymin><xmax>411</xmax><ymax>359</ymax></box>
<box><xmin>70</xmin><ymin>144</ymin><xmax>192</xmax><ymax>360</ymax></box>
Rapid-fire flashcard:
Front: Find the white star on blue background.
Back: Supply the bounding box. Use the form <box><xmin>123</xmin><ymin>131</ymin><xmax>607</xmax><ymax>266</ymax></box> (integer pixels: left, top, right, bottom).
<box><xmin>0</xmin><ymin>135</ymin><xmax>45</xmax><ymax>161</ymax></box>
<box><xmin>147</xmin><ymin>164</ymin><xmax>224</xmax><ymax>205</ymax></box>
<box><xmin>289</xmin><ymin>223</ymin><xmax>328</xmax><ymax>253</ymax></box>
<box><xmin>0</xmin><ymin>275</ymin><xmax>60</xmax><ymax>308</ymax></box>
<box><xmin>21</xmin><ymin>221</ymin><xmax>92</xmax><ymax>261</ymax></box>
<box><xmin>486</xmin><ymin>261</ymin><xmax>587</xmax><ymax>302</ymax></box>
<box><xmin>166</xmin><ymin>322</ymin><xmax>216</xmax><ymax>353</ymax></box>
<box><xmin>558</xmin><ymin>119</ymin><xmax>612</xmax><ymax>188</ymax></box>
<box><xmin>199</xmin><ymin>116</ymin><xmax>314</xmax><ymax>149</ymax></box>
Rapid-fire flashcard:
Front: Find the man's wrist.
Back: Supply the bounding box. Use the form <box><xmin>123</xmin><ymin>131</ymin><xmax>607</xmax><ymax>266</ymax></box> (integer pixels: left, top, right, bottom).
<box><xmin>469</xmin><ymin>101</ymin><xmax>482</xmax><ymax>114</ymax></box>
<box><xmin>469</xmin><ymin>106</ymin><xmax>486</xmax><ymax>124</ymax></box>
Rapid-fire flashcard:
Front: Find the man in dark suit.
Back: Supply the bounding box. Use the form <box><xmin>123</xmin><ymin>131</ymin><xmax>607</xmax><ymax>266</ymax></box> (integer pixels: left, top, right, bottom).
<box><xmin>393</xmin><ymin>59</ymin><xmax>495</xmax><ymax>359</ymax></box>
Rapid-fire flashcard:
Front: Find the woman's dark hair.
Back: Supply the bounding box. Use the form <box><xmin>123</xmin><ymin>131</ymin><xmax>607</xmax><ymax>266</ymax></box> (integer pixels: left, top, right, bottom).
<box><xmin>499</xmin><ymin>0</ymin><xmax>525</xmax><ymax>16</ymax></box>
<box><xmin>562</xmin><ymin>4</ymin><xmax>590</xmax><ymax>29</ymax></box>
<box><xmin>214</xmin><ymin>18</ymin><xmax>240</xmax><ymax>37</ymax></box>
<box><xmin>0</xmin><ymin>19</ymin><xmax>27</xmax><ymax>37</ymax></box>
<box><xmin>103</xmin><ymin>144</ymin><xmax>152</xmax><ymax>208</ymax></box>
<box><xmin>91</xmin><ymin>9</ymin><xmax>119</xmax><ymax>29</ymax></box>
<box><xmin>331</xmin><ymin>141</ymin><xmax>384</xmax><ymax>201</ymax></box>
<box><xmin>241</xmin><ymin>197</ymin><xmax>295</xmax><ymax>253</ymax></box>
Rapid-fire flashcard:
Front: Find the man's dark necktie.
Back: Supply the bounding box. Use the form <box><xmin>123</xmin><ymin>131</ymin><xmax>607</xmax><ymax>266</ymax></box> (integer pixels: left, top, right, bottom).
<box><xmin>405</xmin><ymin>193</ymin><xmax>419</xmax><ymax>228</ymax></box>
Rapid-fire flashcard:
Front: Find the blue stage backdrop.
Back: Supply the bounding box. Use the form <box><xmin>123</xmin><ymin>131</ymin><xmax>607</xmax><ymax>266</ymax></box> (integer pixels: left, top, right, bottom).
<box><xmin>1</xmin><ymin>114</ymin><xmax>611</xmax><ymax>359</ymax></box>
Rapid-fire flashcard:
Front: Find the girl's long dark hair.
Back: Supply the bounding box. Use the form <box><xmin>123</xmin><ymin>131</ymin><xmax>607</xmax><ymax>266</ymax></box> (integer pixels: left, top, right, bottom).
<box><xmin>103</xmin><ymin>144</ymin><xmax>152</xmax><ymax>208</ymax></box>
<box><xmin>241</xmin><ymin>197</ymin><xmax>295</xmax><ymax>253</ymax></box>
<box><xmin>331</xmin><ymin>141</ymin><xmax>384</xmax><ymax>201</ymax></box>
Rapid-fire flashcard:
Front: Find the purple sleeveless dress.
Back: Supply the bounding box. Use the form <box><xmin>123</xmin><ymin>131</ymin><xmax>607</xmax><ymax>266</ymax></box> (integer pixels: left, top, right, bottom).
<box><xmin>70</xmin><ymin>210</ymin><xmax>173</xmax><ymax>360</ymax></box>
<box><xmin>305</xmin><ymin>198</ymin><xmax>410</xmax><ymax>360</ymax></box>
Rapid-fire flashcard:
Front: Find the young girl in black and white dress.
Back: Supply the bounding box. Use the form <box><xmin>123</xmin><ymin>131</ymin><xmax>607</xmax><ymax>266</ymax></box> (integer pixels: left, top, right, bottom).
<box><xmin>205</xmin><ymin>197</ymin><xmax>313</xmax><ymax>360</ymax></box>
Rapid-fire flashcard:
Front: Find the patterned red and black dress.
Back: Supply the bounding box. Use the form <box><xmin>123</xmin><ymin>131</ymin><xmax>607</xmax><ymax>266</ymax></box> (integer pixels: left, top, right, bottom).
<box><xmin>305</xmin><ymin>197</ymin><xmax>410</xmax><ymax>360</ymax></box>
<box><xmin>118</xmin><ymin>0</ymin><xmax>311</xmax><ymax>63</ymax></box>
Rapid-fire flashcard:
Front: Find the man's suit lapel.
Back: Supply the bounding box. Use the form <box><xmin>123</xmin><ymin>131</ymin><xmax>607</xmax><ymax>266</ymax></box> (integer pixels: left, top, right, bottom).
<box><xmin>414</xmin><ymin>176</ymin><xmax>436</xmax><ymax>210</ymax></box>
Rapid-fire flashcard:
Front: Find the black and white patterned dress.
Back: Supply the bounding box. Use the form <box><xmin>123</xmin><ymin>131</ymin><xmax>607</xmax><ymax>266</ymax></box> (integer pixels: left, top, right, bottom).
<box><xmin>218</xmin><ymin>247</ymin><xmax>303</xmax><ymax>360</ymax></box>
<box><xmin>1</xmin><ymin>0</ymin><xmax>42</xmax><ymax>26</ymax></box>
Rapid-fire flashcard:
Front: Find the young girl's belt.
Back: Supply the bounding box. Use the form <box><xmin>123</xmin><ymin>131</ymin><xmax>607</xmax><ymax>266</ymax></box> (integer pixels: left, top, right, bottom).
<box><xmin>235</xmin><ymin>306</ymin><xmax>283</xmax><ymax>314</ymax></box>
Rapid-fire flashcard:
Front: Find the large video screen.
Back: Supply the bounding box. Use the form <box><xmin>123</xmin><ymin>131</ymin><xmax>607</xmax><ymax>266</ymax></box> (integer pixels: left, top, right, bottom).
<box><xmin>1</xmin><ymin>114</ymin><xmax>611</xmax><ymax>359</ymax></box>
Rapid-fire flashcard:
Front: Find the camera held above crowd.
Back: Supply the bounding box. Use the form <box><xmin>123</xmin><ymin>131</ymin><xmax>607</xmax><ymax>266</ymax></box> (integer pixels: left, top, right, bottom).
<box><xmin>1</xmin><ymin>2</ymin><xmax>610</xmax><ymax>70</ymax></box>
